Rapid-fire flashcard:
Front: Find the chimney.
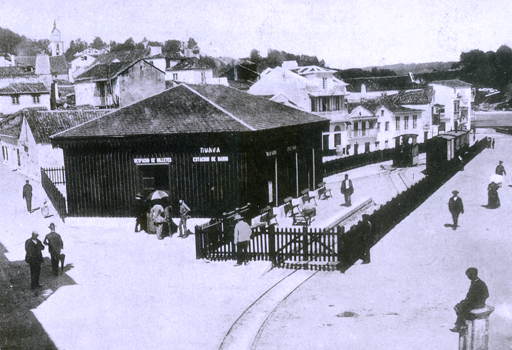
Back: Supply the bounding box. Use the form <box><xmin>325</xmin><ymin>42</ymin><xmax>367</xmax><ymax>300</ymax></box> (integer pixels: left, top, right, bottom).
<box><xmin>361</xmin><ymin>83</ymin><xmax>366</xmax><ymax>97</ymax></box>
<box><xmin>35</xmin><ymin>54</ymin><xmax>51</xmax><ymax>75</ymax></box>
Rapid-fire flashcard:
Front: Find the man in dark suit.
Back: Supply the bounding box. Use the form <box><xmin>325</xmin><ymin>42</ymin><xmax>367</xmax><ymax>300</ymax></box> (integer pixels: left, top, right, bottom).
<box><xmin>22</xmin><ymin>180</ymin><xmax>33</xmax><ymax>213</ymax></box>
<box><xmin>448</xmin><ymin>190</ymin><xmax>464</xmax><ymax>230</ymax></box>
<box><xmin>43</xmin><ymin>223</ymin><xmax>64</xmax><ymax>276</ymax></box>
<box><xmin>340</xmin><ymin>174</ymin><xmax>354</xmax><ymax>206</ymax></box>
<box><xmin>450</xmin><ymin>268</ymin><xmax>489</xmax><ymax>333</ymax></box>
<box><xmin>25</xmin><ymin>231</ymin><xmax>45</xmax><ymax>290</ymax></box>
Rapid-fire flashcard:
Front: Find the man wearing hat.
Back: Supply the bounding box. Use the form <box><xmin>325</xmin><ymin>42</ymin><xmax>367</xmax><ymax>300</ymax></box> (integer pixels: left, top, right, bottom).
<box><xmin>448</xmin><ymin>190</ymin><xmax>464</xmax><ymax>230</ymax></box>
<box><xmin>43</xmin><ymin>223</ymin><xmax>64</xmax><ymax>276</ymax></box>
<box><xmin>178</xmin><ymin>199</ymin><xmax>191</xmax><ymax>238</ymax></box>
<box><xmin>25</xmin><ymin>231</ymin><xmax>45</xmax><ymax>289</ymax></box>
<box><xmin>22</xmin><ymin>180</ymin><xmax>33</xmax><ymax>213</ymax></box>
<box><xmin>233</xmin><ymin>214</ymin><xmax>252</xmax><ymax>266</ymax></box>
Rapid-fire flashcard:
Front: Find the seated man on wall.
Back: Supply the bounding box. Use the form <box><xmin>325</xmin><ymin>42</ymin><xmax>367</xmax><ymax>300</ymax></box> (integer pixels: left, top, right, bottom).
<box><xmin>450</xmin><ymin>267</ymin><xmax>489</xmax><ymax>333</ymax></box>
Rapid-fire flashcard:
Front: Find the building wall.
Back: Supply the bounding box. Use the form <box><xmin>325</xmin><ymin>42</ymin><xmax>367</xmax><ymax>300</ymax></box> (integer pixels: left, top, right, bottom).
<box><xmin>1</xmin><ymin>136</ymin><xmax>20</xmax><ymax>171</ymax></box>
<box><xmin>0</xmin><ymin>75</ymin><xmax>53</xmax><ymax>90</ymax></box>
<box><xmin>58</xmin><ymin>124</ymin><xmax>326</xmax><ymax>218</ymax></box>
<box><xmin>430</xmin><ymin>84</ymin><xmax>472</xmax><ymax>132</ymax></box>
<box><xmin>75</xmin><ymin>82</ymin><xmax>100</xmax><ymax>106</ymax></box>
<box><xmin>0</xmin><ymin>93</ymin><xmax>50</xmax><ymax>115</ymax></box>
<box><xmin>165</xmin><ymin>69</ymin><xmax>213</xmax><ymax>84</ymax></box>
<box><xmin>118</xmin><ymin>61</ymin><xmax>166</xmax><ymax>107</ymax></box>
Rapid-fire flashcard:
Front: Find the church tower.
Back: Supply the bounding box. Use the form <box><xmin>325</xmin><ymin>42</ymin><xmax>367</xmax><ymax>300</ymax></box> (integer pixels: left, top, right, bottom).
<box><xmin>50</xmin><ymin>20</ymin><xmax>64</xmax><ymax>56</ymax></box>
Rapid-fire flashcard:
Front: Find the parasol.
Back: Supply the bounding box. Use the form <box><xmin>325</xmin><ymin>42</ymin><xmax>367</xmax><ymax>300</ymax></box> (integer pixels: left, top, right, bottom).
<box><xmin>489</xmin><ymin>174</ymin><xmax>502</xmax><ymax>184</ymax></box>
<box><xmin>147</xmin><ymin>190</ymin><xmax>170</xmax><ymax>201</ymax></box>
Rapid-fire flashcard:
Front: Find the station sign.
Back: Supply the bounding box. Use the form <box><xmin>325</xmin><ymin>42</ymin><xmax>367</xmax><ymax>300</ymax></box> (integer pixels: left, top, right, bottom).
<box><xmin>133</xmin><ymin>157</ymin><xmax>172</xmax><ymax>164</ymax></box>
<box><xmin>193</xmin><ymin>156</ymin><xmax>229</xmax><ymax>162</ymax></box>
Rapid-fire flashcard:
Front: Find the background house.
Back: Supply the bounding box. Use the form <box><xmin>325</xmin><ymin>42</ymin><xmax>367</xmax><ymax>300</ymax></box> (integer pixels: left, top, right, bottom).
<box><xmin>74</xmin><ymin>58</ymin><xmax>166</xmax><ymax>108</ymax></box>
<box><xmin>166</xmin><ymin>57</ymin><xmax>214</xmax><ymax>84</ymax></box>
<box><xmin>248</xmin><ymin>61</ymin><xmax>350</xmax><ymax>153</ymax></box>
<box><xmin>429</xmin><ymin>80</ymin><xmax>474</xmax><ymax>132</ymax></box>
<box><xmin>0</xmin><ymin>83</ymin><xmax>50</xmax><ymax>115</ymax></box>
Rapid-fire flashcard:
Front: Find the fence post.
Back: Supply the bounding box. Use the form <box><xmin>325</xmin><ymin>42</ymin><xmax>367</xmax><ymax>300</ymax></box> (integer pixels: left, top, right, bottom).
<box><xmin>336</xmin><ymin>225</ymin><xmax>345</xmax><ymax>272</ymax></box>
<box><xmin>194</xmin><ymin>225</ymin><xmax>203</xmax><ymax>259</ymax></box>
<box><xmin>458</xmin><ymin>306</ymin><xmax>494</xmax><ymax>350</ymax></box>
<box><xmin>268</xmin><ymin>225</ymin><xmax>277</xmax><ymax>267</ymax></box>
<box><xmin>302</xmin><ymin>226</ymin><xmax>309</xmax><ymax>263</ymax></box>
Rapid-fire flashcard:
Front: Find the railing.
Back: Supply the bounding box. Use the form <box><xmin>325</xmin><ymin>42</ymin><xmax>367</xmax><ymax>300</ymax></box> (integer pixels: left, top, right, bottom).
<box><xmin>40</xmin><ymin>168</ymin><xmax>67</xmax><ymax>221</ymax></box>
<box><xmin>350</xmin><ymin>129</ymin><xmax>378</xmax><ymax>138</ymax></box>
<box><xmin>41</xmin><ymin>166</ymin><xmax>66</xmax><ymax>185</ymax></box>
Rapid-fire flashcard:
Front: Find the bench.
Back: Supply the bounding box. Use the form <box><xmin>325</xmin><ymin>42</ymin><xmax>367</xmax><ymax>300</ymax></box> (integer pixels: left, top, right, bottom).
<box><xmin>291</xmin><ymin>206</ymin><xmax>316</xmax><ymax>226</ymax></box>
<box><xmin>259</xmin><ymin>206</ymin><xmax>278</xmax><ymax>227</ymax></box>
<box><xmin>283</xmin><ymin>197</ymin><xmax>300</xmax><ymax>217</ymax></box>
<box><xmin>301</xmin><ymin>188</ymin><xmax>317</xmax><ymax>206</ymax></box>
<box><xmin>317</xmin><ymin>182</ymin><xmax>332</xmax><ymax>200</ymax></box>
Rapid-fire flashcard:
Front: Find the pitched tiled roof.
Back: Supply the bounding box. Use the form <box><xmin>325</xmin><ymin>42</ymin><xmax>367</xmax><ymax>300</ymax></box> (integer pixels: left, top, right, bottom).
<box><xmin>26</xmin><ymin>110</ymin><xmax>111</xmax><ymax>143</ymax></box>
<box><xmin>52</xmin><ymin>84</ymin><xmax>328</xmax><ymax>139</ymax></box>
<box><xmin>93</xmin><ymin>50</ymin><xmax>149</xmax><ymax>65</ymax></box>
<box><xmin>0</xmin><ymin>83</ymin><xmax>49</xmax><ymax>95</ymax></box>
<box><xmin>429</xmin><ymin>79</ymin><xmax>472</xmax><ymax>88</ymax></box>
<box><xmin>0</xmin><ymin>107</ymin><xmax>48</xmax><ymax>138</ymax></box>
<box><xmin>0</xmin><ymin>66</ymin><xmax>34</xmax><ymax>78</ymax></box>
<box><xmin>15</xmin><ymin>56</ymin><xmax>36</xmax><ymax>68</ymax></box>
<box><xmin>168</xmin><ymin>57</ymin><xmax>213</xmax><ymax>71</ymax></box>
<box><xmin>349</xmin><ymin>96</ymin><xmax>423</xmax><ymax>114</ymax></box>
<box><xmin>345</xmin><ymin>76</ymin><xmax>424</xmax><ymax>93</ymax></box>
<box><xmin>75</xmin><ymin>59</ymin><xmax>164</xmax><ymax>82</ymax></box>
<box><xmin>50</xmin><ymin>55</ymin><xmax>70</xmax><ymax>75</ymax></box>
<box><xmin>390</xmin><ymin>88</ymin><xmax>433</xmax><ymax>105</ymax></box>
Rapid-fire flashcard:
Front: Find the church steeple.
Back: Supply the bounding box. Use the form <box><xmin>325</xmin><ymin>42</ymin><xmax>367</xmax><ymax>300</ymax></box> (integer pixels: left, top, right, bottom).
<box><xmin>50</xmin><ymin>20</ymin><xmax>63</xmax><ymax>56</ymax></box>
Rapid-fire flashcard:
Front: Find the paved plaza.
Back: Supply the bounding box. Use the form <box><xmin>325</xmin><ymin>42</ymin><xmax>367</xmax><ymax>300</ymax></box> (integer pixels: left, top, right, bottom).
<box><xmin>0</xmin><ymin>131</ymin><xmax>510</xmax><ymax>349</ymax></box>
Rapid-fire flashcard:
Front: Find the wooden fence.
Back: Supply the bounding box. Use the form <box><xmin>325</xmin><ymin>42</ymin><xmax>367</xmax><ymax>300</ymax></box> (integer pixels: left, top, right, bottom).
<box><xmin>195</xmin><ymin>224</ymin><xmax>344</xmax><ymax>270</ymax></box>
<box><xmin>196</xmin><ymin>137</ymin><xmax>489</xmax><ymax>271</ymax></box>
<box><xmin>322</xmin><ymin>143</ymin><xmax>426</xmax><ymax>178</ymax></box>
<box><xmin>40</xmin><ymin>167</ymin><xmax>67</xmax><ymax>221</ymax></box>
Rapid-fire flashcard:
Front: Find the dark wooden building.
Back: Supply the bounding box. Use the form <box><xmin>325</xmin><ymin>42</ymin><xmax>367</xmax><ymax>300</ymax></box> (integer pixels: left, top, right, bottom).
<box><xmin>51</xmin><ymin>84</ymin><xmax>329</xmax><ymax>218</ymax></box>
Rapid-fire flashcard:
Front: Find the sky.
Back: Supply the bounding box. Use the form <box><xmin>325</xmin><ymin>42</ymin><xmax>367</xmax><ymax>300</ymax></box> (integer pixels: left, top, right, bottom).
<box><xmin>1</xmin><ymin>0</ymin><xmax>512</xmax><ymax>69</ymax></box>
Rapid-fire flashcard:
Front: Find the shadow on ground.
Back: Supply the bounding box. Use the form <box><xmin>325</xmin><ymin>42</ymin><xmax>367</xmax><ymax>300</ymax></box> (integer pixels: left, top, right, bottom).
<box><xmin>0</xmin><ymin>241</ymin><xmax>76</xmax><ymax>350</ymax></box>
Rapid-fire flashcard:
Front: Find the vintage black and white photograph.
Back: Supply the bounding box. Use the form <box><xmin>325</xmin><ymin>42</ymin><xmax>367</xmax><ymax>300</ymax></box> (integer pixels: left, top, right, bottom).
<box><xmin>0</xmin><ymin>0</ymin><xmax>511</xmax><ymax>349</ymax></box>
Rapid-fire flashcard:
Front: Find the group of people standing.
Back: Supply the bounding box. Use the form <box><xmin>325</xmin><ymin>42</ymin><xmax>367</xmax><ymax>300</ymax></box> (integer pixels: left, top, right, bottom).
<box><xmin>24</xmin><ymin>223</ymin><xmax>64</xmax><ymax>290</ymax></box>
<box><xmin>487</xmin><ymin>160</ymin><xmax>506</xmax><ymax>209</ymax></box>
<box><xmin>135</xmin><ymin>194</ymin><xmax>191</xmax><ymax>240</ymax></box>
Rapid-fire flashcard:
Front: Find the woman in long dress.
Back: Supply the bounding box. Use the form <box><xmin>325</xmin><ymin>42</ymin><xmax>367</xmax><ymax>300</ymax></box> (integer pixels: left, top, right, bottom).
<box><xmin>487</xmin><ymin>181</ymin><xmax>500</xmax><ymax>209</ymax></box>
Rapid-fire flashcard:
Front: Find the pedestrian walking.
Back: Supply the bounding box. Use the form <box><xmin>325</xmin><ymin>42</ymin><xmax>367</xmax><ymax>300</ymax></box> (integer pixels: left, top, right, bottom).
<box><xmin>486</xmin><ymin>181</ymin><xmax>500</xmax><ymax>209</ymax></box>
<box><xmin>495</xmin><ymin>160</ymin><xmax>506</xmax><ymax>176</ymax></box>
<box><xmin>233</xmin><ymin>214</ymin><xmax>252</xmax><ymax>266</ymax></box>
<box><xmin>149</xmin><ymin>203</ymin><xmax>165</xmax><ymax>239</ymax></box>
<box><xmin>40</xmin><ymin>198</ymin><xmax>50</xmax><ymax>218</ymax></box>
<box><xmin>492</xmin><ymin>138</ymin><xmax>495</xmax><ymax>149</ymax></box>
<box><xmin>134</xmin><ymin>193</ymin><xmax>147</xmax><ymax>233</ymax></box>
<box><xmin>25</xmin><ymin>231</ymin><xmax>44</xmax><ymax>290</ymax></box>
<box><xmin>448</xmin><ymin>190</ymin><xmax>464</xmax><ymax>230</ymax></box>
<box><xmin>43</xmin><ymin>223</ymin><xmax>64</xmax><ymax>276</ymax></box>
<box><xmin>22</xmin><ymin>180</ymin><xmax>33</xmax><ymax>213</ymax></box>
<box><xmin>450</xmin><ymin>268</ymin><xmax>489</xmax><ymax>333</ymax></box>
<box><xmin>340</xmin><ymin>174</ymin><xmax>354</xmax><ymax>206</ymax></box>
<box><xmin>360</xmin><ymin>214</ymin><xmax>372</xmax><ymax>264</ymax></box>
<box><xmin>165</xmin><ymin>204</ymin><xmax>178</xmax><ymax>237</ymax></box>
<box><xmin>178</xmin><ymin>199</ymin><xmax>191</xmax><ymax>238</ymax></box>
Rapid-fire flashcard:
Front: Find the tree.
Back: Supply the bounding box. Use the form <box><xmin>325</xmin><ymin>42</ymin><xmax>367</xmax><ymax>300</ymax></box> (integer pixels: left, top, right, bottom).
<box><xmin>15</xmin><ymin>37</ymin><xmax>51</xmax><ymax>56</ymax></box>
<box><xmin>64</xmin><ymin>38</ymin><xmax>88</xmax><ymax>61</ymax></box>
<box><xmin>250</xmin><ymin>49</ymin><xmax>262</xmax><ymax>64</ymax></box>
<box><xmin>187</xmin><ymin>37</ymin><xmax>198</xmax><ymax>49</ymax></box>
<box><xmin>90</xmin><ymin>36</ymin><xmax>107</xmax><ymax>50</ymax></box>
<box><xmin>0</xmin><ymin>27</ymin><xmax>22</xmax><ymax>54</ymax></box>
<box><xmin>163</xmin><ymin>39</ymin><xmax>182</xmax><ymax>56</ymax></box>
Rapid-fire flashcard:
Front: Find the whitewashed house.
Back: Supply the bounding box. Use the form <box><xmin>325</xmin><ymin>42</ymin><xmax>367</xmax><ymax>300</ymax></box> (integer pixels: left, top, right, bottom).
<box><xmin>248</xmin><ymin>61</ymin><xmax>349</xmax><ymax>153</ymax></box>
<box><xmin>428</xmin><ymin>80</ymin><xmax>474</xmax><ymax>132</ymax></box>
<box><xmin>0</xmin><ymin>83</ymin><xmax>50</xmax><ymax>115</ymax></box>
<box><xmin>165</xmin><ymin>57</ymin><xmax>214</xmax><ymax>84</ymax></box>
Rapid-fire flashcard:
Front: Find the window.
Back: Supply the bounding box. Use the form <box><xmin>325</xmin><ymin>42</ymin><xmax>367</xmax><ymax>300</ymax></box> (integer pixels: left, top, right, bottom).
<box><xmin>454</xmin><ymin>100</ymin><xmax>460</xmax><ymax>113</ymax></box>
<box><xmin>321</xmin><ymin>97</ymin><xmax>328</xmax><ymax>112</ymax></box>
<box><xmin>12</xmin><ymin>95</ymin><xmax>19</xmax><ymax>105</ymax></box>
<box><xmin>385</xmin><ymin>140</ymin><xmax>389</xmax><ymax>149</ymax></box>
<box><xmin>310</xmin><ymin>98</ymin><xmax>317</xmax><ymax>112</ymax></box>
<box><xmin>334</xmin><ymin>133</ymin><xmax>341</xmax><ymax>146</ymax></box>
<box><xmin>377</xmin><ymin>122</ymin><xmax>380</xmax><ymax>130</ymax></box>
<box><xmin>381</xmin><ymin>110</ymin><xmax>384</xmax><ymax>116</ymax></box>
<box><xmin>334</xmin><ymin>96</ymin><xmax>341</xmax><ymax>110</ymax></box>
<box><xmin>32</xmin><ymin>95</ymin><xmax>40</xmax><ymax>104</ymax></box>
<box><xmin>413</xmin><ymin>115</ymin><xmax>417</xmax><ymax>129</ymax></box>
<box><xmin>322</xmin><ymin>78</ymin><xmax>327</xmax><ymax>89</ymax></box>
<box><xmin>201</xmin><ymin>72</ymin><xmax>206</xmax><ymax>82</ymax></box>
<box><xmin>369</xmin><ymin>121</ymin><xmax>374</xmax><ymax>129</ymax></box>
<box><xmin>395</xmin><ymin>117</ymin><xmax>400</xmax><ymax>131</ymax></box>
<box><xmin>173</xmin><ymin>73</ymin><xmax>178</xmax><ymax>80</ymax></box>
<box><xmin>81</xmin><ymin>56</ymin><xmax>88</xmax><ymax>61</ymax></box>
<box><xmin>404</xmin><ymin>116</ymin><xmax>409</xmax><ymax>130</ymax></box>
<box><xmin>353</xmin><ymin>122</ymin><xmax>358</xmax><ymax>130</ymax></box>
<box><xmin>375</xmin><ymin>141</ymin><xmax>380</xmax><ymax>149</ymax></box>
<box><xmin>385</xmin><ymin>121</ymin><xmax>389</xmax><ymax>131</ymax></box>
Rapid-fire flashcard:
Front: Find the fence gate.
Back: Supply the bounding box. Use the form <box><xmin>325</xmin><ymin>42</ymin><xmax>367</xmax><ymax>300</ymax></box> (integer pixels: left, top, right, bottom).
<box><xmin>40</xmin><ymin>167</ymin><xmax>67</xmax><ymax>221</ymax></box>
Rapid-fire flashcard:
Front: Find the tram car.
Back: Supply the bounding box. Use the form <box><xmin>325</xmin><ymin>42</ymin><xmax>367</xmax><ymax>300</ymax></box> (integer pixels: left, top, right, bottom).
<box><xmin>426</xmin><ymin>130</ymin><xmax>470</xmax><ymax>175</ymax></box>
<box><xmin>393</xmin><ymin>134</ymin><xmax>419</xmax><ymax>167</ymax></box>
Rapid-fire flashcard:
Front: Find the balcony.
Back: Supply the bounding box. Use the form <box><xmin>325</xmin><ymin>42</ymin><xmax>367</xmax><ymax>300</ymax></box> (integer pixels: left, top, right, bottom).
<box><xmin>350</xmin><ymin>129</ymin><xmax>378</xmax><ymax>139</ymax></box>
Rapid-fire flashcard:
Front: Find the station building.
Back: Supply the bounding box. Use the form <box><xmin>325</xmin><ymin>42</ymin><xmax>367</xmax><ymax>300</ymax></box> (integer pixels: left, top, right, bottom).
<box><xmin>51</xmin><ymin>84</ymin><xmax>329</xmax><ymax>218</ymax></box>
